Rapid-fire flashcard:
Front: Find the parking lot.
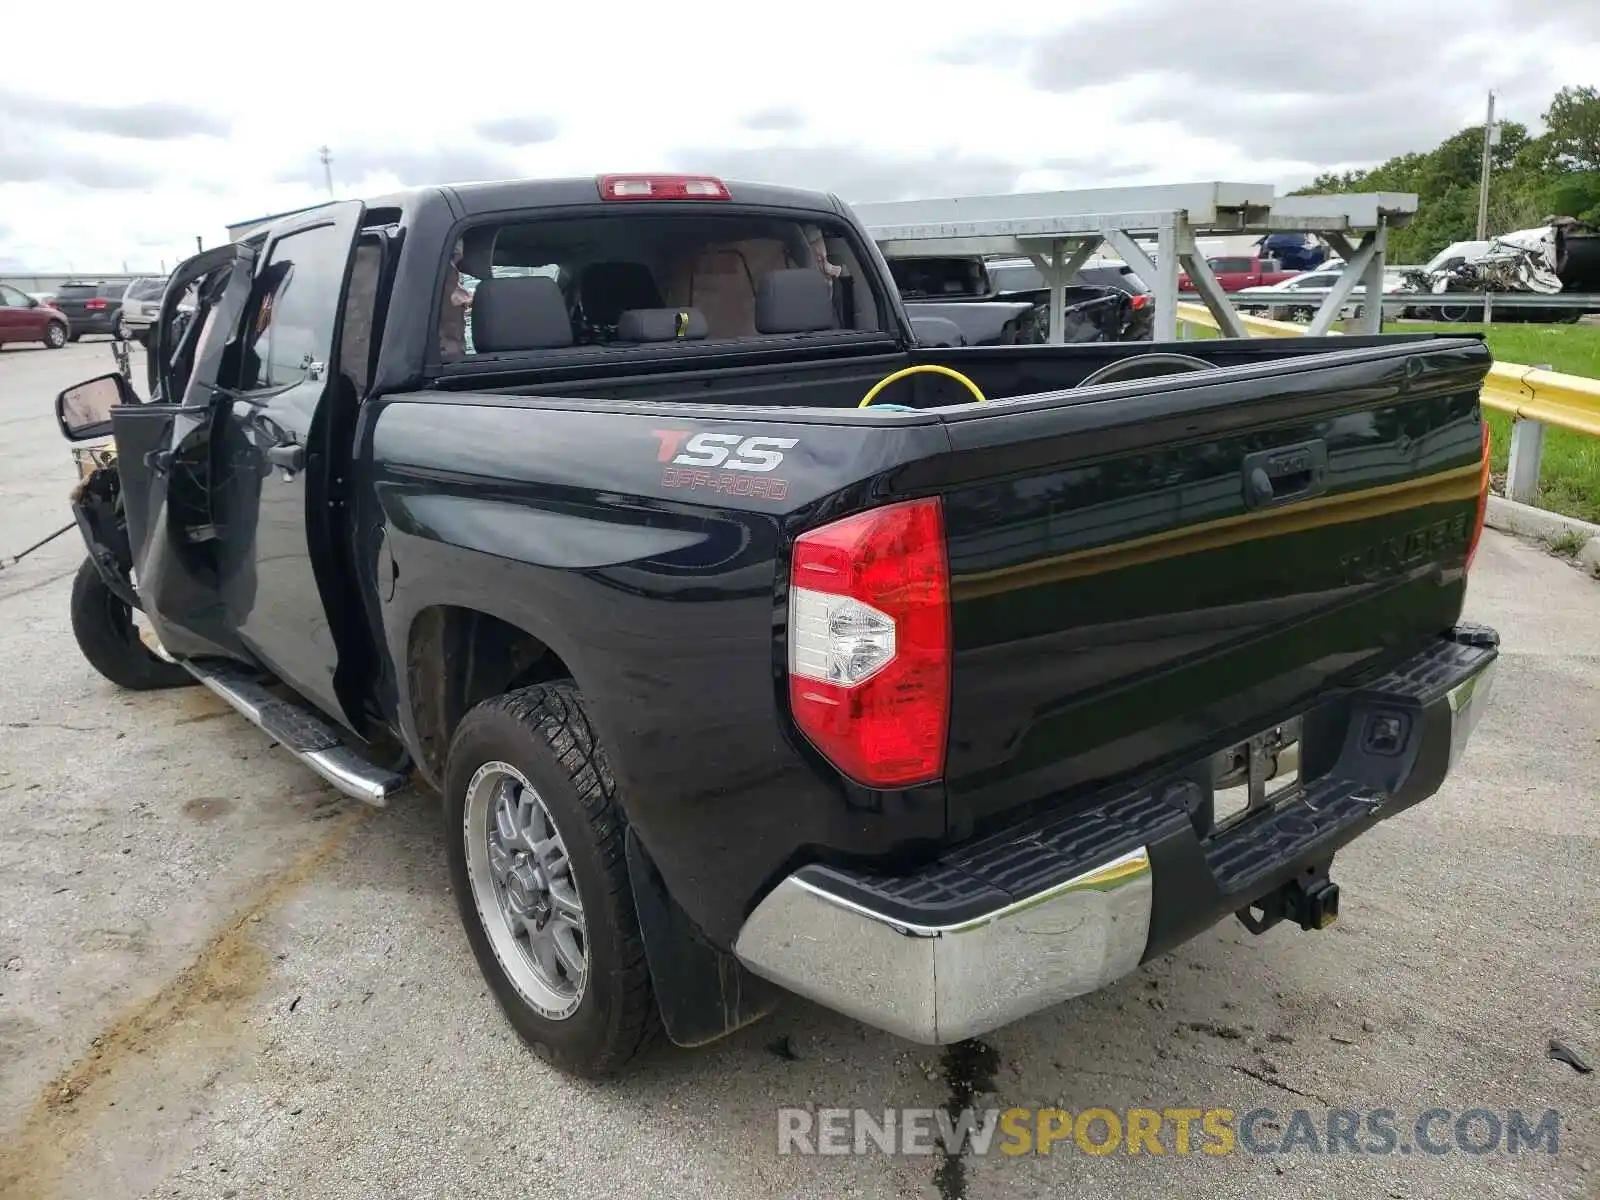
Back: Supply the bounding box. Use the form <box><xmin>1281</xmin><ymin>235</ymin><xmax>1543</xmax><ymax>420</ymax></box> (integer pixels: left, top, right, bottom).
<box><xmin>0</xmin><ymin>341</ymin><xmax>1595</xmax><ymax>1199</ymax></box>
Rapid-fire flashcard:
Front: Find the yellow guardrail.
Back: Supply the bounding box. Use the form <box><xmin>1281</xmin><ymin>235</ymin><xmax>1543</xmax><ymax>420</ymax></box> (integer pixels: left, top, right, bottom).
<box><xmin>1175</xmin><ymin>302</ymin><xmax>1600</xmax><ymax>438</ymax></box>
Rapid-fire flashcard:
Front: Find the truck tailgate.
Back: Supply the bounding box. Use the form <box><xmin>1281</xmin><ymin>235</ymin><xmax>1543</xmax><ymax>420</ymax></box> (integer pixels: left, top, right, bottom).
<box><xmin>924</xmin><ymin>338</ymin><xmax>1491</xmax><ymax>830</ymax></box>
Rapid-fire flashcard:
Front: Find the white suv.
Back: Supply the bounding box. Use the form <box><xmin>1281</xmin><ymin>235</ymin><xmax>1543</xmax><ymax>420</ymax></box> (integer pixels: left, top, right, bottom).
<box><xmin>119</xmin><ymin>276</ymin><xmax>173</xmax><ymax>345</ymax></box>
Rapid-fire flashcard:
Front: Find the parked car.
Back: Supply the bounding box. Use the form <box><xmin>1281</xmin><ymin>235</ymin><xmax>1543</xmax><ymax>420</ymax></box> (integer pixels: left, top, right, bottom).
<box><xmin>0</xmin><ymin>282</ymin><xmax>70</xmax><ymax>349</ymax></box>
<box><xmin>51</xmin><ymin>279</ymin><xmax>131</xmax><ymax>341</ymax></box>
<box><xmin>1178</xmin><ymin>256</ymin><xmax>1300</xmax><ymax>292</ymax></box>
<box><xmin>1236</xmin><ymin>267</ymin><xmax>1414</xmax><ymax>323</ymax></box>
<box><xmin>887</xmin><ymin>256</ymin><xmax>1152</xmax><ymax>341</ymax></box>
<box><xmin>54</xmin><ymin>173</ymin><xmax>1497</xmax><ymax>1081</ymax></box>
<box><xmin>117</xmin><ymin>276</ymin><xmax>172</xmax><ymax>346</ymax></box>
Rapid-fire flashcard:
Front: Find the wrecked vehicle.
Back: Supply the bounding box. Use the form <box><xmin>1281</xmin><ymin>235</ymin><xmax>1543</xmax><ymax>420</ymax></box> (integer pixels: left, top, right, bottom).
<box><xmin>1404</xmin><ymin>218</ymin><xmax>1598</xmax><ymax>323</ymax></box>
<box><xmin>56</xmin><ymin>173</ymin><xmax>1499</xmax><ymax>1079</ymax></box>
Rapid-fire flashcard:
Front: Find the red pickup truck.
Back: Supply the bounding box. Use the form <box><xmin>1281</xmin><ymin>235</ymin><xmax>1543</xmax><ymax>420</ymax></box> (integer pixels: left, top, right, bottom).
<box><xmin>1179</xmin><ymin>256</ymin><xmax>1300</xmax><ymax>292</ymax></box>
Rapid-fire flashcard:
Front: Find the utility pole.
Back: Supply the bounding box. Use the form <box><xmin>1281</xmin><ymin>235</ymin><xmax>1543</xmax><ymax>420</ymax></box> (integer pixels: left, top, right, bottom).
<box><xmin>195</xmin><ymin>235</ymin><xmax>204</xmax><ymax>253</ymax></box>
<box><xmin>1475</xmin><ymin>90</ymin><xmax>1497</xmax><ymax>241</ymax></box>
<box><xmin>319</xmin><ymin>145</ymin><xmax>335</xmax><ymax>197</ymax></box>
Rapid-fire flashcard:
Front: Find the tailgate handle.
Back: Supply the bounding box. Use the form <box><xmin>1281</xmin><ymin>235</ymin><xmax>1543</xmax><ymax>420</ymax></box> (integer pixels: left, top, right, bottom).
<box><xmin>1242</xmin><ymin>440</ymin><xmax>1327</xmax><ymax>509</ymax></box>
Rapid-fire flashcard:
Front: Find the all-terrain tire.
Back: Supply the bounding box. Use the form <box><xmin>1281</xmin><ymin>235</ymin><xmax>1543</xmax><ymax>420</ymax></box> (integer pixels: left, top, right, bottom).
<box><xmin>69</xmin><ymin>556</ymin><xmax>194</xmax><ymax>691</ymax></box>
<box><xmin>445</xmin><ymin>683</ymin><xmax>659</xmax><ymax>1078</ymax></box>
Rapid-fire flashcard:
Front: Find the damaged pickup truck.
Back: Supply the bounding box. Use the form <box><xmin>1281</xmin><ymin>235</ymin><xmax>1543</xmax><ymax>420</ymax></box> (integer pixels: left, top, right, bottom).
<box><xmin>56</xmin><ymin>173</ymin><xmax>1499</xmax><ymax>1079</ymax></box>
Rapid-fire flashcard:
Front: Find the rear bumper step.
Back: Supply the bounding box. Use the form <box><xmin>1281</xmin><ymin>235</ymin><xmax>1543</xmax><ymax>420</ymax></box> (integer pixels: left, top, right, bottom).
<box><xmin>733</xmin><ymin>625</ymin><xmax>1498</xmax><ymax>1044</ymax></box>
<box><xmin>182</xmin><ymin>659</ymin><xmax>409</xmax><ymax>806</ymax></box>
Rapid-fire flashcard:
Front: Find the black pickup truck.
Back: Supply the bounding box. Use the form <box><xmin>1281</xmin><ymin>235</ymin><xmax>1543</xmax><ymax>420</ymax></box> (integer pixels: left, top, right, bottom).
<box><xmin>54</xmin><ymin>172</ymin><xmax>1499</xmax><ymax>1079</ymax></box>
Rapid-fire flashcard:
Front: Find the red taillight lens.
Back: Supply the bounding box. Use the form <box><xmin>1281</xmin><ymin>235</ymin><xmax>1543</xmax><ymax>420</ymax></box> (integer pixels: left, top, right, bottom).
<box><xmin>597</xmin><ymin>174</ymin><xmax>731</xmax><ymax>201</ymax></box>
<box><xmin>1466</xmin><ymin>421</ymin><xmax>1491</xmax><ymax>572</ymax></box>
<box><xmin>1129</xmin><ymin>293</ymin><xmax>1149</xmax><ymax>310</ymax></box>
<box><xmin>85</xmin><ymin>298</ymin><xmax>107</xmax><ymax>310</ymax></box>
<box><xmin>788</xmin><ymin>497</ymin><xmax>950</xmax><ymax>788</ymax></box>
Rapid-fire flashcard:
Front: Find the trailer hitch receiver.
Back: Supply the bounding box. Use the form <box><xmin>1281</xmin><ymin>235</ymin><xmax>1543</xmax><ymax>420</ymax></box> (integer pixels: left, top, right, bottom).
<box><xmin>1237</xmin><ymin>867</ymin><xmax>1340</xmax><ymax>935</ymax></box>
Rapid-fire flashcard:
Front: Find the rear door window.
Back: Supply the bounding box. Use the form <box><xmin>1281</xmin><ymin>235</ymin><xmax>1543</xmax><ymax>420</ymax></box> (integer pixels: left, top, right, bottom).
<box><xmin>235</xmin><ymin>223</ymin><xmax>350</xmax><ymax>391</ymax></box>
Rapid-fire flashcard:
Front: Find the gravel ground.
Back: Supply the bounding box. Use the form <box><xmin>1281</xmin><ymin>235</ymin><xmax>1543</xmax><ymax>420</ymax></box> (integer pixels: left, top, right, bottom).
<box><xmin>0</xmin><ymin>342</ymin><xmax>1594</xmax><ymax>1199</ymax></box>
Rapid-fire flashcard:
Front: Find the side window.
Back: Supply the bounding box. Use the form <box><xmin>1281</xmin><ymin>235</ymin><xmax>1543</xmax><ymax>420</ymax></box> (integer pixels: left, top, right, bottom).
<box><xmin>0</xmin><ymin>285</ymin><xmax>27</xmax><ymax>307</ymax></box>
<box><xmin>238</xmin><ymin>223</ymin><xmax>350</xmax><ymax>392</ymax></box>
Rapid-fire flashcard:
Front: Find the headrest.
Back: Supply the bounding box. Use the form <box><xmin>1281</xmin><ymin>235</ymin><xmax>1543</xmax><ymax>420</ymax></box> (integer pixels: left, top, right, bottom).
<box><xmin>578</xmin><ymin>262</ymin><xmax>663</xmax><ymax>325</ymax></box>
<box><xmin>755</xmin><ymin>268</ymin><xmax>838</xmax><ymax>334</ymax></box>
<box><xmin>457</xmin><ymin>229</ymin><xmax>498</xmax><ymax>281</ymax></box>
<box><xmin>614</xmin><ymin>307</ymin><xmax>709</xmax><ymax>343</ymax></box>
<box><xmin>471</xmin><ymin>276</ymin><xmax>573</xmax><ymax>353</ymax></box>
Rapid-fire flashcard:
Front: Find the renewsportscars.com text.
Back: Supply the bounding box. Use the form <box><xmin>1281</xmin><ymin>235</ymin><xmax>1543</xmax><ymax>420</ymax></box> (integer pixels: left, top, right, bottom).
<box><xmin>776</xmin><ymin>1106</ymin><xmax>1563</xmax><ymax>1158</ymax></box>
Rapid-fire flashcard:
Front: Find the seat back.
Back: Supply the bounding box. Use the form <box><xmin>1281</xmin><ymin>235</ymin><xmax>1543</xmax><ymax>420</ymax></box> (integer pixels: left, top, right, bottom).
<box><xmin>471</xmin><ymin>276</ymin><xmax>574</xmax><ymax>352</ymax></box>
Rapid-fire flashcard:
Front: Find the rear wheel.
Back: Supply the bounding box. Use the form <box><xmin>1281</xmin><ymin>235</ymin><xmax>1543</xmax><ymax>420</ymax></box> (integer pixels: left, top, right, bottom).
<box><xmin>44</xmin><ymin>322</ymin><xmax>67</xmax><ymax>349</ymax></box>
<box><xmin>445</xmin><ymin>683</ymin><xmax>658</xmax><ymax>1078</ymax></box>
<box><xmin>69</xmin><ymin>557</ymin><xmax>194</xmax><ymax>691</ymax></box>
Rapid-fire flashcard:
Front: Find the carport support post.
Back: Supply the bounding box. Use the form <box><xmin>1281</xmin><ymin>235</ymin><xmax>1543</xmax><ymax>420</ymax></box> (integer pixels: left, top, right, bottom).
<box><xmin>1105</xmin><ymin>220</ymin><xmax>1184</xmax><ymax>342</ymax></box>
<box><xmin>1028</xmin><ymin>238</ymin><xmax>1100</xmax><ymax>345</ymax></box>
<box><xmin>1173</xmin><ymin>228</ymin><xmax>1248</xmax><ymax>338</ymax></box>
<box><xmin>1155</xmin><ymin>215</ymin><xmax>1180</xmax><ymax>342</ymax></box>
<box><xmin>1316</xmin><ymin>228</ymin><xmax>1386</xmax><ymax>336</ymax></box>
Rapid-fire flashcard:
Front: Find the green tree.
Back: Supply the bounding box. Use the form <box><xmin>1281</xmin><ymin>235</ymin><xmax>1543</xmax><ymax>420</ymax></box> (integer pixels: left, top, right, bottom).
<box><xmin>1542</xmin><ymin>85</ymin><xmax>1600</xmax><ymax>170</ymax></box>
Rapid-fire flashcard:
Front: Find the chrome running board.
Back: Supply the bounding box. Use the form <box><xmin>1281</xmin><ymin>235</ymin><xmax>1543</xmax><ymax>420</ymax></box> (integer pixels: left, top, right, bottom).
<box><xmin>182</xmin><ymin>658</ymin><xmax>408</xmax><ymax>807</ymax></box>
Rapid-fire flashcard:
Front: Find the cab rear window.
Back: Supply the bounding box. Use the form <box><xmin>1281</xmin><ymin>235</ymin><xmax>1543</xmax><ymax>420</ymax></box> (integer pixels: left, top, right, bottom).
<box><xmin>440</xmin><ymin>212</ymin><xmax>885</xmax><ymax>361</ymax></box>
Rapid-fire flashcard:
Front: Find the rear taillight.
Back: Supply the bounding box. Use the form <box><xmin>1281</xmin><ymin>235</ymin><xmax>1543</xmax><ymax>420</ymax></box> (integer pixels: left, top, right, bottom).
<box><xmin>597</xmin><ymin>174</ymin><xmax>731</xmax><ymax>201</ymax></box>
<box><xmin>787</xmin><ymin>497</ymin><xmax>950</xmax><ymax>788</ymax></box>
<box><xmin>1129</xmin><ymin>294</ymin><xmax>1149</xmax><ymax>310</ymax></box>
<box><xmin>85</xmin><ymin>298</ymin><xmax>107</xmax><ymax>310</ymax></box>
<box><xmin>1466</xmin><ymin>422</ymin><xmax>1492</xmax><ymax>571</ymax></box>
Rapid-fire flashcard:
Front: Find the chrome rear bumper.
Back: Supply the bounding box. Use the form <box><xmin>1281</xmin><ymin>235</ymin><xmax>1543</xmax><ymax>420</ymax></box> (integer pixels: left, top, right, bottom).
<box><xmin>733</xmin><ymin>847</ymin><xmax>1152</xmax><ymax>1044</ymax></box>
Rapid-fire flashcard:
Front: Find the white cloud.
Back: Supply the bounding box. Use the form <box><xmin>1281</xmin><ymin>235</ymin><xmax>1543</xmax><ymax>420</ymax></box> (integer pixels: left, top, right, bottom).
<box><xmin>0</xmin><ymin>0</ymin><xmax>1594</xmax><ymax>272</ymax></box>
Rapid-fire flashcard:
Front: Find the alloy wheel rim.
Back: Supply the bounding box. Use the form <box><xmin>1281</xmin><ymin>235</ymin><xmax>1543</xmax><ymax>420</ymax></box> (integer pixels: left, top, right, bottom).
<box><xmin>463</xmin><ymin>760</ymin><xmax>588</xmax><ymax>1019</ymax></box>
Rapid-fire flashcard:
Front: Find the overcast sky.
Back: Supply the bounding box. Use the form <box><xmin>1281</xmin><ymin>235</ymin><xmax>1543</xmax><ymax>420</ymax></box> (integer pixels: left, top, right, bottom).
<box><xmin>2</xmin><ymin>0</ymin><xmax>1595</xmax><ymax>273</ymax></box>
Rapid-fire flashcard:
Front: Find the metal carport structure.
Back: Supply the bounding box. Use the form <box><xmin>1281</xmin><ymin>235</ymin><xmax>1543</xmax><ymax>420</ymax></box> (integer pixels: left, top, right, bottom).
<box><xmin>852</xmin><ymin>182</ymin><xmax>1419</xmax><ymax>342</ymax></box>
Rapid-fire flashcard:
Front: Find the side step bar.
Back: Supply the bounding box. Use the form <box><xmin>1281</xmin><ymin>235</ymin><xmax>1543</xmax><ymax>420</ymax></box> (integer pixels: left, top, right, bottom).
<box><xmin>181</xmin><ymin>658</ymin><xmax>409</xmax><ymax>807</ymax></box>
